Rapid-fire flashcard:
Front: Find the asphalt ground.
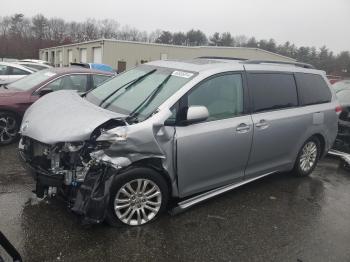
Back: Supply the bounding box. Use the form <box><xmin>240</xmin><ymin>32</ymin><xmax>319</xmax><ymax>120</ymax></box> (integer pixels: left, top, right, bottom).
<box><xmin>1</xmin><ymin>143</ymin><xmax>350</xmax><ymax>262</ymax></box>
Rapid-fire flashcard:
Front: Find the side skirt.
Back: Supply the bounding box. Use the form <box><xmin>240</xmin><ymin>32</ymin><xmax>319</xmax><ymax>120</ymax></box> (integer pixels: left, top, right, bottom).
<box><xmin>170</xmin><ymin>171</ymin><xmax>276</xmax><ymax>215</ymax></box>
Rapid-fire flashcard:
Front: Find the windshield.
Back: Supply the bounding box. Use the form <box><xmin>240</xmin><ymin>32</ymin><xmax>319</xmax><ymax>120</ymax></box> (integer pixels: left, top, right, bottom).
<box><xmin>7</xmin><ymin>69</ymin><xmax>56</xmax><ymax>91</ymax></box>
<box><xmin>86</xmin><ymin>65</ymin><xmax>196</xmax><ymax>122</ymax></box>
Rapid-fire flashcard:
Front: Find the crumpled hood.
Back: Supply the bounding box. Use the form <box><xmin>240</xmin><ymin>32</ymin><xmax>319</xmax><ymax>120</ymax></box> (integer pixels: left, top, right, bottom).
<box><xmin>21</xmin><ymin>90</ymin><xmax>125</xmax><ymax>144</ymax></box>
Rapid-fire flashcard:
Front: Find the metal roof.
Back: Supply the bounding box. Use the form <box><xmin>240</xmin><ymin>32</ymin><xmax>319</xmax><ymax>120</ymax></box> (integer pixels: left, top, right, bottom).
<box><xmin>39</xmin><ymin>38</ymin><xmax>295</xmax><ymax>61</ymax></box>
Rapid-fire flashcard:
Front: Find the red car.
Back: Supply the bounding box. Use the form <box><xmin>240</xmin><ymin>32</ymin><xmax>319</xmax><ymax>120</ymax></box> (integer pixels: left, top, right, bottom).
<box><xmin>0</xmin><ymin>67</ymin><xmax>114</xmax><ymax>145</ymax></box>
<box><xmin>327</xmin><ymin>75</ymin><xmax>342</xmax><ymax>85</ymax></box>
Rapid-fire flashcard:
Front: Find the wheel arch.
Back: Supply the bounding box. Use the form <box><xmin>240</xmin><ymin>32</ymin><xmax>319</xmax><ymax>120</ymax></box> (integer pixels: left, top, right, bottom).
<box><xmin>129</xmin><ymin>157</ymin><xmax>173</xmax><ymax>197</ymax></box>
<box><xmin>311</xmin><ymin>133</ymin><xmax>326</xmax><ymax>158</ymax></box>
<box><xmin>0</xmin><ymin>109</ymin><xmax>22</xmax><ymax>122</ymax></box>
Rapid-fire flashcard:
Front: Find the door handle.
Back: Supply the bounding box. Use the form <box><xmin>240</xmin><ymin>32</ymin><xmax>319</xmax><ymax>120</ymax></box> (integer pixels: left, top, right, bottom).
<box><xmin>255</xmin><ymin>119</ymin><xmax>269</xmax><ymax>128</ymax></box>
<box><xmin>236</xmin><ymin>123</ymin><xmax>250</xmax><ymax>133</ymax></box>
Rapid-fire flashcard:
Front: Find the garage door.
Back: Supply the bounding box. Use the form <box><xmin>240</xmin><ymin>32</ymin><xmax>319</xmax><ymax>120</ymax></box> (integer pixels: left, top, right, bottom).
<box><xmin>93</xmin><ymin>47</ymin><xmax>102</xmax><ymax>63</ymax></box>
<box><xmin>80</xmin><ymin>49</ymin><xmax>87</xmax><ymax>63</ymax></box>
<box><xmin>68</xmin><ymin>50</ymin><xmax>73</xmax><ymax>64</ymax></box>
<box><xmin>57</xmin><ymin>51</ymin><xmax>63</xmax><ymax>67</ymax></box>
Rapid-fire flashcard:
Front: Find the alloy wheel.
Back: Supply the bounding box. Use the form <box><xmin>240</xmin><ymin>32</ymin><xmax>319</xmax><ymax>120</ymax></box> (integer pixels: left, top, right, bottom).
<box><xmin>299</xmin><ymin>141</ymin><xmax>318</xmax><ymax>172</ymax></box>
<box><xmin>0</xmin><ymin>115</ymin><xmax>18</xmax><ymax>144</ymax></box>
<box><xmin>114</xmin><ymin>179</ymin><xmax>162</xmax><ymax>226</ymax></box>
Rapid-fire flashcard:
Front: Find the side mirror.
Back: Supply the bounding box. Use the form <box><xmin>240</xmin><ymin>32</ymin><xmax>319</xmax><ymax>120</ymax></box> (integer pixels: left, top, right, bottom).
<box><xmin>186</xmin><ymin>105</ymin><xmax>209</xmax><ymax>124</ymax></box>
<box><xmin>38</xmin><ymin>88</ymin><xmax>53</xmax><ymax>97</ymax></box>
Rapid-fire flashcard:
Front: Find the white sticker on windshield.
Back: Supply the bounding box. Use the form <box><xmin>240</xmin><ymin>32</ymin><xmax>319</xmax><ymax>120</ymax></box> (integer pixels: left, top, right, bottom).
<box><xmin>44</xmin><ymin>72</ymin><xmax>56</xmax><ymax>77</ymax></box>
<box><xmin>171</xmin><ymin>71</ymin><xmax>194</xmax><ymax>78</ymax></box>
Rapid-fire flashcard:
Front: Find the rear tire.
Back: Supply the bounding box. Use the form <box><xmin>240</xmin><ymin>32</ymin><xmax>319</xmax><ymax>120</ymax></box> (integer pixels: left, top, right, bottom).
<box><xmin>105</xmin><ymin>167</ymin><xmax>169</xmax><ymax>227</ymax></box>
<box><xmin>0</xmin><ymin>111</ymin><xmax>20</xmax><ymax>145</ymax></box>
<box><xmin>293</xmin><ymin>137</ymin><xmax>321</xmax><ymax>177</ymax></box>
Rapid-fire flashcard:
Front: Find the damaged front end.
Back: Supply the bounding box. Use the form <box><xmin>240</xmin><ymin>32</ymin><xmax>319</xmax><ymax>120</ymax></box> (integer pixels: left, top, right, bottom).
<box><xmin>19</xmin><ymin>119</ymin><xmax>130</xmax><ymax>224</ymax></box>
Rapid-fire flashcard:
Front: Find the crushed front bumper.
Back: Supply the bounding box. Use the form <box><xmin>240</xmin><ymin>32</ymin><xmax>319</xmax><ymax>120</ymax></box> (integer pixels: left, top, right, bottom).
<box><xmin>19</xmin><ymin>139</ymin><xmax>64</xmax><ymax>197</ymax></box>
<box><xmin>18</xmin><ymin>137</ymin><xmax>119</xmax><ymax>224</ymax></box>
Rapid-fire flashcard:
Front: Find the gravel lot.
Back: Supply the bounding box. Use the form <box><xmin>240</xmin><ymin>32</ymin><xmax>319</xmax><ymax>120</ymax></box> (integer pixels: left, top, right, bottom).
<box><xmin>1</xmin><ymin>143</ymin><xmax>350</xmax><ymax>262</ymax></box>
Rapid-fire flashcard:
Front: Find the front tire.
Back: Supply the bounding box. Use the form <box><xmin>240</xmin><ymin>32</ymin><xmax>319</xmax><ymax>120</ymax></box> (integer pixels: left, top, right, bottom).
<box><xmin>105</xmin><ymin>167</ymin><xmax>169</xmax><ymax>227</ymax></box>
<box><xmin>293</xmin><ymin>137</ymin><xmax>321</xmax><ymax>177</ymax></box>
<box><xmin>0</xmin><ymin>111</ymin><xmax>20</xmax><ymax>145</ymax></box>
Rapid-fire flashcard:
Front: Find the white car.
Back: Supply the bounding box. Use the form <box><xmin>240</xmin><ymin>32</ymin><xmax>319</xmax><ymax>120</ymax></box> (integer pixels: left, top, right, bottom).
<box><xmin>0</xmin><ymin>62</ymin><xmax>35</xmax><ymax>86</ymax></box>
<box><xmin>19</xmin><ymin>59</ymin><xmax>52</xmax><ymax>66</ymax></box>
<box><xmin>15</xmin><ymin>61</ymin><xmax>52</xmax><ymax>71</ymax></box>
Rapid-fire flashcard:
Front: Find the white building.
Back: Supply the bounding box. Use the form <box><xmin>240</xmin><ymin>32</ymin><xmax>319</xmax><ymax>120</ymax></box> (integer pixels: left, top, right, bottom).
<box><xmin>40</xmin><ymin>39</ymin><xmax>295</xmax><ymax>72</ymax></box>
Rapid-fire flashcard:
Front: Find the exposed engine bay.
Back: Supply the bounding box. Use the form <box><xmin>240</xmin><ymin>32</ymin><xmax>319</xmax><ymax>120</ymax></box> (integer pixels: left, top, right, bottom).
<box><xmin>18</xmin><ymin>94</ymin><xmax>177</xmax><ymax>224</ymax></box>
<box><xmin>19</xmin><ymin>119</ymin><xmax>136</xmax><ymax>223</ymax></box>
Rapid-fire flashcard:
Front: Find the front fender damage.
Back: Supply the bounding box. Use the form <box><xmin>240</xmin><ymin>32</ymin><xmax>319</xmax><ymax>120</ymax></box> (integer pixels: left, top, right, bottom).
<box><xmin>71</xmin><ymin>110</ymin><xmax>175</xmax><ymax>224</ymax></box>
<box><xmin>71</xmin><ymin>164</ymin><xmax>116</xmax><ymax>224</ymax></box>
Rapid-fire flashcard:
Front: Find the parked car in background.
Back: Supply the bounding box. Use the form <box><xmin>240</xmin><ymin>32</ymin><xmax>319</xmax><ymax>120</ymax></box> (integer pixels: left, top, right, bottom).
<box><xmin>332</xmin><ymin>79</ymin><xmax>350</xmax><ymax>93</ymax></box>
<box><xmin>0</xmin><ymin>62</ymin><xmax>35</xmax><ymax>86</ymax></box>
<box><xmin>0</xmin><ymin>68</ymin><xmax>113</xmax><ymax>145</ymax></box>
<box><xmin>71</xmin><ymin>62</ymin><xmax>115</xmax><ymax>73</ymax></box>
<box><xmin>327</xmin><ymin>74</ymin><xmax>342</xmax><ymax>84</ymax></box>
<box><xmin>18</xmin><ymin>58</ymin><xmax>338</xmax><ymax>227</ymax></box>
<box><xmin>330</xmin><ymin>80</ymin><xmax>350</xmax><ymax>157</ymax></box>
<box><xmin>15</xmin><ymin>61</ymin><xmax>52</xmax><ymax>71</ymax></box>
<box><xmin>20</xmin><ymin>59</ymin><xmax>52</xmax><ymax>66</ymax></box>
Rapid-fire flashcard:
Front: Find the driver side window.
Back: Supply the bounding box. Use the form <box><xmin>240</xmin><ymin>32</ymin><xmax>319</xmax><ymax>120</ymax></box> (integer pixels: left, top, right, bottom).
<box><xmin>186</xmin><ymin>73</ymin><xmax>243</xmax><ymax>122</ymax></box>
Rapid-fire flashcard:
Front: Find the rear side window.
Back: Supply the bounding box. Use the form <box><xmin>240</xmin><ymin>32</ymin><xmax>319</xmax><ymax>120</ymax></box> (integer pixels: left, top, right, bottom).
<box><xmin>248</xmin><ymin>73</ymin><xmax>298</xmax><ymax>113</ymax></box>
<box><xmin>295</xmin><ymin>73</ymin><xmax>331</xmax><ymax>106</ymax></box>
<box><xmin>9</xmin><ymin>67</ymin><xmax>30</xmax><ymax>75</ymax></box>
<box><xmin>0</xmin><ymin>65</ymin><xmax>7</xmax><ymax>75</ymax></box>
<box><xmin>45</xmin><ymin>74</ymin><xmax>88</xmax><ymax>92</ymax></box>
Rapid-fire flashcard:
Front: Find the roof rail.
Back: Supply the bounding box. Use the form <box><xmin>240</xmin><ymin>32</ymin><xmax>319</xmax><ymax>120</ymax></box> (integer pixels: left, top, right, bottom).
<box><xmin>242</xmin><ymin>60</ymin><xmax>315</xmax><ymax>69</ymax></box>
<box><xmin>197</xmin><ymin>56</ymin><xmax>247</xmax><ymax>61</ymax></box>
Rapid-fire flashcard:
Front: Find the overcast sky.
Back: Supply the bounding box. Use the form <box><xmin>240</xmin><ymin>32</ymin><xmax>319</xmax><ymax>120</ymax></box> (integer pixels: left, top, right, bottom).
<box><xmin>2</xmin><ymin>0</ymin><xmax>349</xmax><ymax>53</ymax></box>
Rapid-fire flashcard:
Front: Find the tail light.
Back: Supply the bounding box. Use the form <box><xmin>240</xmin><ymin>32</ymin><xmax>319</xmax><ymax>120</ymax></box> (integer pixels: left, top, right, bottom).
<box><xmin>335</xmin><ymin>105</ymin><xmax>342</xmax><ymax>115</ymax></box>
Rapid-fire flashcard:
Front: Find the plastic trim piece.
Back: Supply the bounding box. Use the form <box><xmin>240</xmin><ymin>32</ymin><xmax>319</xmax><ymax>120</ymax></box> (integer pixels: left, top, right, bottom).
<box><xmin>171</xmin><ymin>171</ymin><xmax>276</xmax><ymax>215</ymax></box>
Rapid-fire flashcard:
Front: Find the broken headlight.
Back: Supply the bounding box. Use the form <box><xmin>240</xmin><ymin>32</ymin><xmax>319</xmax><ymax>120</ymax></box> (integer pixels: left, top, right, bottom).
<box><xmin>96</xmin><ymin>126</ymin><xmax>128</xmax><ymax>144</ymax></box>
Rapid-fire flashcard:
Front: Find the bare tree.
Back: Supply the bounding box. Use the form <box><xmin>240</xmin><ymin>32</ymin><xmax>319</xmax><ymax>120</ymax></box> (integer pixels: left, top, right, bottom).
<box><xmin>0</xmin><ymin>13</ymin><xmax>348</xmax><ymax>76</ymax></box>
<box><xmin>234</xmin><ymin>35</ymin><xmax>248</xmax><ymax>47</ymax></box>
<box><xmin>148</xmin><ymin>29</ymin><xmax>162</xmax><ymax>43</ymax></box>
<box><xmin>82</xmin><ymin>19</ymin><xmax>99</xmax><ymax>41</ymax></box>
<box><xmin>98</xmin><ymin>19</ymin><xmax>119</xmax><ymax>39</ymax></box>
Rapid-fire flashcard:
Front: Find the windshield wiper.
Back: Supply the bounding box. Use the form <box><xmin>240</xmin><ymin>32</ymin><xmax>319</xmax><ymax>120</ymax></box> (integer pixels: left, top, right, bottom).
<box><xmin>1</xmin><ymin>84</ymin><xmax>8</xmax><ymax>89</ymax></box>
<box><xmin>127</xmin><ymin>74</ymin><xmax>172</xmax><ymax>122</ymax></box>
<box><xmin>99</xmin><ymin>69</ymin><xmax>157</xmax><ymax>107</ymax></box>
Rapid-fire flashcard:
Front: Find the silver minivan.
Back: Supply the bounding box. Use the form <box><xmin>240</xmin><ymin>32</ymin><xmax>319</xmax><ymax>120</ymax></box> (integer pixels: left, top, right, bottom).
<box><xmin>19</xmin><ymin>58</ymin><xmax>339</xmax><ymax>226</ymax></box>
